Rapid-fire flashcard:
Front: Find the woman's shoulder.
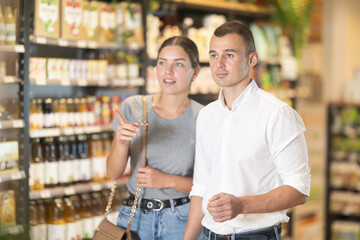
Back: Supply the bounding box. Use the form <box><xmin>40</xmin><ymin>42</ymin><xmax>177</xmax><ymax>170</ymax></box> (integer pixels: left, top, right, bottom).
<box><xmin>190</xmin><ymin>99</ymin><xmax>204</xmax><ymax>115</ymax></box>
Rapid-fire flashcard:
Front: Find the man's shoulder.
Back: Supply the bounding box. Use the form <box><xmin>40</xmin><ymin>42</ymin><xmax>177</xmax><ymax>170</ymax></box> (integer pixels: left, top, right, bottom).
<box><xmin>257</xmin><ymin>88</ymin><xmax>289</xmax><ymax>110</ymax></box>
<box><xmin>198</xmin><ymin>100</ymin><xmax>220</xmax><ymax>117</ymax></box>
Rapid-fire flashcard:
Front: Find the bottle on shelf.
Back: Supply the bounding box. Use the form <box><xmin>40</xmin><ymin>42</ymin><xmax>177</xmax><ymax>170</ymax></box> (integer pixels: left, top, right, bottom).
<box><xmin>102</xmin><ymin>132</ymin><xmax>112</xmax><ymax>180</ymax></box>
<box><xmin>64</xmin><ymin>197</ymin><xmax>77</xmax><ymax>240</ymax></box>
<box><xmin>91</xmin><ymin>192</ymin><xmax>103</xmax><ymax>234</ymax></box>
<box><xmin>29</xmin><ymin>99</ymin><xmax>38</xmax><ymax>130</ymax></box>
<box><xmin>0</xmin><ymin>5</ymin><xmax>6</xmax><ymax>45</ymax></box>
<box><xmin>77</xmin><ymin>134</ymin><xmax>91</xmax><ymax>183</ymax></box>
<box><xmin>47</xmin><ymin>198</ymin><xmax>66</xmax><ymax>240</ymax></box>
<box><xmin>44</xmin><ymin>137</ymin><xmax>59</xmax><ymax>188</ymax></box>
<box><xmin>80</xmin><ymin>97</ymin><xmax>88</xmax><ymax>126</ymax></box>
<box><xmin>4</xmin><ymin>6</ymin><xmax>16</xmax><ymax>45</ymax></box>
<box><xmin>70</xmin><ymin>195</ymin><xmax>82</xmax><ymax>239</ymax></box>
<box><xmin>30</xmin><ymin>138</ymin><xmax>45</xmax><ymax>190</ymax></box>
<box><xmin>29</xmin><ymin>200</ymin><xmax>38</xmax><ymax>240</ymax></box>
<box><xmin>67</xmin><ymin>98</ymin><xmax>75</xmax><ymax>127</ymax></box>
<box><xmin>69</xmin><ymin>135</ymin><xmax>80</xmax><ymax>184</ymax></box>
<box><xmin>43</xmin><ymin>98</ymin><xmax>54</xmax><ymax>128</ymax></box>
<box><xmin>90</xmin><ymin>134</ymin><xmax>105</xmax><ymax>181</ymax></box>
<box><xmin>36</xmin><ymin>98</ymin><xmax>44</xmax><ymax>129</ymax></box>
<box><xmin>74</xmin><ymin>98</ymin><xmax>81</xmax><ymax>127</ymax></box>
<box><xmin>80</xmin><ymin>193</ymin><xmax>93</xmax><ymax>239</ymax></box>
<box><xmin>36</xmin><ymin>199</ymin><xmax>47</xmax><ymax>240</ymax></box>
<box><xmin>52</xmin><ymin>98</ymin><xmax>60</xmax><ymax>128</ymax></box>
<box><xmin>86</xmin><ymin>96</ymin><xmax>96</xmax><ymax>126</ymax></box>
<box><xmin>101</xmin><ymin>96</ymin><xmax>111</xmax><ymax>125</ymax></box>
<box><xmin>59</xmin><ymin>98</ymin><xmax>68</xmax><ymax>129</ymax></box>
<box><xmin>57</xmin><ymin>136</ymin><xmax>73</xmax><ymax>186</ymax></box>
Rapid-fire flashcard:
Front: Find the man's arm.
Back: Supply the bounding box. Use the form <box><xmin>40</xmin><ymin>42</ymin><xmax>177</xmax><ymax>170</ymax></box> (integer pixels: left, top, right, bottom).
<box><xmin>207</xmin><ymin>185</ymin><xmax>307</xmax><ymax>222</ymax></box>
<box><xmin>184</xmin><ymin>196</ymin><xmax>205</xmax><ymax>240</ymax></box>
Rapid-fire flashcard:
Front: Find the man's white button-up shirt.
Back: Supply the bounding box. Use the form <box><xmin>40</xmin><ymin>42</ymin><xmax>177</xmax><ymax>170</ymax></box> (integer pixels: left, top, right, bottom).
<box><xmin>190</xmin><ymin>80</ymin><xmax>311</xmax><ymax>234</ymax></box>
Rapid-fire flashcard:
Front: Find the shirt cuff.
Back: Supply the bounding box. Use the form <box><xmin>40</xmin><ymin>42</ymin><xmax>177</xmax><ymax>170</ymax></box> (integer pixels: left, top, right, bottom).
<box><xmin>189</xmin><ymin>185</ymin><xmax>206</xmax><ymax>198</ymax></box>
<box><xmin>283</xmin><ymin>176</ymin><xmax>311</xmax><ymax>196</ymax></box>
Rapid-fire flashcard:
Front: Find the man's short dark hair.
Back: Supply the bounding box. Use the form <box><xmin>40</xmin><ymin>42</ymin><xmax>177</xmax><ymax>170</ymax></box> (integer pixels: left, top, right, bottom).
<box><xmin>214</xmin><ymin>21</ymin><xmax>256</xmax><ymax>55</ymax></box>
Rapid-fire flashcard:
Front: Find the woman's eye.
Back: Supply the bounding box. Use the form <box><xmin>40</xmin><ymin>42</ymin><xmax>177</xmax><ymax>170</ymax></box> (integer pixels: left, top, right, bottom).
<box><xmin>158</xmin><ymin>61</ymin><xmax>166</xmax><ymax>66</ymax></box>
<box><xmin>175</xmin><ymin>62</ymin><xmax>184</xmax><ymax>67</ymax></box>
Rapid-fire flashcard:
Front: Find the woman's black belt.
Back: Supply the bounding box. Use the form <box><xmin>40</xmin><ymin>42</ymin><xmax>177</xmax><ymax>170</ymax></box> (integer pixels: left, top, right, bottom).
<box><xmin>123</xmin><ymin>194</ymin><xmax>190</xmax><ymax>213</ymax></box>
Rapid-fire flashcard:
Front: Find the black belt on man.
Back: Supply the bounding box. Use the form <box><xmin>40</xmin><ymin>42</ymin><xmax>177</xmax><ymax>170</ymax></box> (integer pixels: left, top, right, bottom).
<box><xmin>122</xmin><ymin>194</ymin><xmax>190</xmax><ymax>213</ymax></box>
<box><xmin>203</xmin><ymin>224</ymin><xmax>281</xmax><ymax>240</ymax></box>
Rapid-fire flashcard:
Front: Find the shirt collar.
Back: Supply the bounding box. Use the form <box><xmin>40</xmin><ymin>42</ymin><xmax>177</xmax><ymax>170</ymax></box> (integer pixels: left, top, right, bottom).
<box><xmin>218</xmin><ymin>79</ymin><xmax>259</xmax><ymax>110</ymax></box>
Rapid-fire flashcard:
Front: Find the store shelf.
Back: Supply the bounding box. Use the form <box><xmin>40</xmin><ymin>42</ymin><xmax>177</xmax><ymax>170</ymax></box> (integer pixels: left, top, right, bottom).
<box><xmin>30</xmin><ymin>177</ymin><xmax>128</xmax><ymax>200</ymax></box>
<box><xmin>29</xmin><ymin>125</ymin><xmax>113</xmax><ymax>138</ymax></box>
<box><xmin>0</xmin><ymin>76</ymin><xmax>21</xmax><ymax>84</ymax></box>
<box><xmin>0</xmin><ymin>45</ymin><xmax>25</xmax><ymax>53</ymax></box>
<box><xmin>30</xmin><ymin>35</ymin><xmax>143</xmax><ymax>51</ymax></box>
<box><xmin>163</xmin><ymin>0</ymin><xmax>273</xmax><ymax>17</ymax></box>
<box><xmin>0</xmin><ymin>225</ymin><xmax>24</xmax><ymax>237</ymax></box>
<box><xmin>0</xmin><ymin>119</ymin><xmax>25</xmax><ymax>130</ymax></box>
<box><xmin>30</xmin><ymin>77</ymin><xmax>145</xmax><ymax>87</ymax></box>
<box><xmin>0</xmin><ymin>171</ymin><xmax>26</xmax><ymax>183</ymax></box>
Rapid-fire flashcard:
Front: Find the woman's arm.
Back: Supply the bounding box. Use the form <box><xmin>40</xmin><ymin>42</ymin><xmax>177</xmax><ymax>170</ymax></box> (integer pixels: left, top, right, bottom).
<box><xmin>106</xmin><ymin>109</ymin><xmax>139</xmax><ymax>180</ymax></box>
<box><xmin>136</xmin><ymin>166</ymin><xmax>193</xmax><ymax>194</ymax></box>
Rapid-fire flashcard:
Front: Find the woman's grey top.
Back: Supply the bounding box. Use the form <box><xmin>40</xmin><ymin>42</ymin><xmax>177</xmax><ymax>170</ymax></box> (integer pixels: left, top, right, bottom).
<box><xmin>114</xmin><ymin>95</ymin><xmax>203</xmax><ymax>200</ymax></box>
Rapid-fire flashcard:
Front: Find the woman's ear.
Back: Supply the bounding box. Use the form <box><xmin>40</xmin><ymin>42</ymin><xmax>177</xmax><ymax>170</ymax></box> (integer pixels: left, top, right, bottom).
<box><xmin>192</xmin><ymin>65</ymin><xmax>201</xmax><ymax>80</ymax></box>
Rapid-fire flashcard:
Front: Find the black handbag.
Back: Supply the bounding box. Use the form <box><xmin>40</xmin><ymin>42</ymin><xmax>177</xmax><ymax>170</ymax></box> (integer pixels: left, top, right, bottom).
<box><xmin>93</xmin><ymin>96</ymin><xmax>148</xmax><ymax>240</ymax></box>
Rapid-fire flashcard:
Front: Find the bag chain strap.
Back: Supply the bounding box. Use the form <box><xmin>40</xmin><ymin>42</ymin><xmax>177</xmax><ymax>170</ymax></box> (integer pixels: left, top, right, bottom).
<box><xmin>104</xmin><ymin>95</ymin><xmax>148</xmax><ymax>240</ymax></box>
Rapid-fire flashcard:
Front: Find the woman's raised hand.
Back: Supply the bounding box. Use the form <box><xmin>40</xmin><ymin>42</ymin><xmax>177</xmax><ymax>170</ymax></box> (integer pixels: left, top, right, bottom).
<box><xmin>113</xmin><ymin>109</ymin><xmax>139</xmax><ymax>142</ymax></box>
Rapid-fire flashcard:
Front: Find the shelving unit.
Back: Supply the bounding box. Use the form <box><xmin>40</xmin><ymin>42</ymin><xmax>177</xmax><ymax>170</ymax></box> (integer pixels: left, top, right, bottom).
<box><xmin>326</xmin><ymin>103</ymin><xmax>360</xmax><ymax>239</ymax></box>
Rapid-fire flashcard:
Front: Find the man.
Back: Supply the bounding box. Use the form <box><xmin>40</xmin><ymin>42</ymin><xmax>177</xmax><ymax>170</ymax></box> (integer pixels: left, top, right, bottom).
<box><xmin>184</xmin><ymin>21</ymin><xmax>311</xmax><ymax>240</ymax></box>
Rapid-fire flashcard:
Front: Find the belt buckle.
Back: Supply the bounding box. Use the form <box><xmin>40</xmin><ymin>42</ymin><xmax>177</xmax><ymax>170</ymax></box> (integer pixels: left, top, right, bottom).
<box><xmin>152</xmin><ymin>199</ymin><xmax>164</xmax><ymax>211</ymax></box>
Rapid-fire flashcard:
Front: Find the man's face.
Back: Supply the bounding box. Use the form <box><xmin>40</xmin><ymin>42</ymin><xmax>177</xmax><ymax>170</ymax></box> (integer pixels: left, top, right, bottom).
<box><xmin>209</xmin><ymin>33</ymin><xmax>252</xmax><ymax>88</ymax></box>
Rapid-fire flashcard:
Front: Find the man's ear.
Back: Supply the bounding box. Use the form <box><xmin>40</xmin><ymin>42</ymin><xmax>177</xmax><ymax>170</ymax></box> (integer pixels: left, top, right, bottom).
<box><xmin>248</xmin><ymin>52</ymin><xmax>258</xmax><ymax>67</ymax></box>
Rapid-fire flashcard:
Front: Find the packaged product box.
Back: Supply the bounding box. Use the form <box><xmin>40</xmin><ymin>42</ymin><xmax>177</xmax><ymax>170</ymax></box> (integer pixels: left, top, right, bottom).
<box><xmin>98</xmin><ymin>2</ymin><xmax>117</xmax><ymax>43</ymax></box>
<box><xmin>0</xmin><ymin>141</ymin><xmax>19</xmax><ymax>173</ymax></box>
<box><xmin>61</xmin><ymin>0</ymin><xmax>85</xmax><ymax>41</ymax></box>
<box><xmin>0</xmin><ymin>190</ymin><xmax>16</xmax><ymax>229</ymax></box>
<box><xmin>34</xmin><ymin>0</ymin><xmax>60</xmax><ymax>38</ymax></box>
<box><xmin>82</xmin><ymin>0</ymin><xmax>100</xmax><ymax>42</ymax></box>
<box><xmin>123</xmin><ymin>3</ymin><xmax>144</xmax><ymax>49</ymax></box>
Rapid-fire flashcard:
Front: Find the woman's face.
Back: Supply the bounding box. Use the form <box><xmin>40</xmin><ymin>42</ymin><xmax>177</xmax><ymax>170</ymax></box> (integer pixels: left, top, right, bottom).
<box><xmin>156</xmin><ymin>45</ymin><xmax>198</xmax><ymax>95</ymax></box>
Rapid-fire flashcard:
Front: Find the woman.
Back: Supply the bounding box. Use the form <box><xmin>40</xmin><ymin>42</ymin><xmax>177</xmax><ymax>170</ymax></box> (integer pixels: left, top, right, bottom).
<box><xmin>106</xmin><ymin>36</ymin><xmax>202</xmax><ymax>240</ymax></box>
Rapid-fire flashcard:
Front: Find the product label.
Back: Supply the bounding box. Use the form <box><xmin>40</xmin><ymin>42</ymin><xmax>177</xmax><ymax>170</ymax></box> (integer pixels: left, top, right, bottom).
<box><xmin>58</xmin><ymin>160</ymin><xmax>73</xmax><ymax>184</ymax></box>
<box><xmin>5</xmin><ymin>23</ymin><xmax>16</xmax><ymax>42</ymax></box>
<box><xmin>83</xmin><ymin>6</ymin><xmax>98</xmax><ymax>38</ymax></box>
<box><xmin>65</xmin><ymin>0</ymin><xmax>82</xmax><ymax>36</ymax></box>
<box><xmin>60</xmin><ymin>112</ymin><xmax>68</xmax><ymax>128</ymax></box>
<box><xmin>33</xmin><ymin>162</ymin><xmax>45</xmax><ymax>186</ymax></box>
<box><xmin>87</xmin><ymin>112</ymin><xmax>95</xmax><ymax>126</ymax></box>
<box><xmin>72</xmin><ymin>158</ymin><xmax>80</xmax><ymax>182</ymax></box>
<box><xmin>45</xmin><ymin>161</ymin><xmax>58</xmax><ymax>185</ymax></box>
<box><xmin>48</xmin><ymin>224</ymin><xmax>66</xmax><ymax>240</ymax></box>
<box><xmin>67</xmin><ymin>112</ymin><xmax>75</xmax><ymax>127</ymax></box>
<box><xmin>74</xmin><ymin>112</ymin><xmax>82</xmax><ymax>127</ymax></box>
<box><xmin>66</xmin><ymin>222</ymin><xmax>77</xmax><ymax>240</ymax></box>
<box><xmin>44</xmin><ymin>113</ymin><xmax>54</xmax><ymax>128</ymax></box>
<box><xmin>39</xmin><ymin>0</ymin><xmax>58</xmax><ymax>33</ymax></box>
<box><xmin>82</xmin><ymin>218</ymin><xmax>93</xmax><ymax>239</ymax></box>
<box><xmin>92</xmin><ymin>157</ymin><xmax>105</xmax><ymax>180</ymax></box>
<box><xmin>30</xmin><ymin>224</ymin><xmax>46</xmax><ymax>240</ymax></box>
<box><xmin>92</xmin><ymin>215</ymin><xmax>103</xmax><ymax>235</ymax></box>
<box><xmin>79</xmin><ymin>158</ymin><xmax>91</xmax><ymax>181</ymax></box>
<box><xmin>53</xmin><ymin>112</ymin><xmax>61</xmax><ymax>128</ymax></box>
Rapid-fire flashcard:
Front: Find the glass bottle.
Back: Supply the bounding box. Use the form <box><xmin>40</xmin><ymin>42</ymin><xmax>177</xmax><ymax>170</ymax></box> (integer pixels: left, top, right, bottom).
<box><xmin>52</xmin><ymin>98</ymin><xmax>60</xmax><ymax>128</ymax></box>
<box><xmin>80</xmin><ymin>193</ymin><xmax>93</xmax><ymax>239</ymax></box>
<box><xmin>29</xmin><ymin>99</ymin><xmax>38</xmax><ymax>130</ymax></box>
<box><xmin>43</xmin><ymin>98</ymin><xmax>54</xmax><ymax>128</ymax></box>
<box><xmin>94</xmin><ymin>96</ymin><xmax>102</xmax><ymax>125</ymax></box>
<box><xmin>90</xmin><ymin>134</ymin><xmax>104</xmax><ymax>181</ymax></box>
<box><xmin>36</xmin><ymin>98</ymin><xmax>44</xmax><ymax>129</ymax></box>
<box><xmin>0</xmin><ymin>5</ymin><xmax>5</xmax><ymax>44</ymax></box>
<box><xmin>77</xmin><ymin>134</ymin><xmax>91</xmax><ymax>183</ymax></box>
<box><xmin>102</xmin><ymin>133</ymin><xmax>111</xmax><ymax>180</ymax></box>
<box><xmin>44</xmin><ymin>137</ymin><xmax>58</xmax><ymax>188</ymax></box>
<box><xmin>29</xmin><ymin>200</ymin><xmax>38</xmax><ymax>240</ymax></box>
<box><xmin>70</xmin><ymin>195</ymin><xmax>82</xmax><ymax>240</ymax></box>
<box><xmin>80</xmin><ymin>97</ymin><xmax>88</xmax><ymax>126</ymax></box>
<box><xmin>67</xmin><ymin>98</ymin><xmax>75</xmax><ymax>127</ymax></box>
<box><xmin>47</xmin><ymin>198</ymin><xmax>66</xmax><ymax>240</ymax></box>
<box><xmin>59</xmin><ymin>98</ymin><xmax>68</xmax><ymax>128</ymax></box>
<box><xmin>86</xmin><ymin>96</ymin><xmax>96</xmax><ymax>126</ymax></box>
<box><xmin>91</xmin><ymin>192</ymin><xmax>103</xmax><ymax>235</ymax></box>
<box><xmin>30</xmin><ymin>138</ymin><xmax>45</xmax><ymax>190</ymax></box>
<box><xmin>4</xmin><ymin>6</ymin><xmax>16</xmax><ymax>45</ymax></box>
<box><xmin>36</xmin><ymin>199</ymin><xmax>47</xmax><ymax>240</ymax></box>
<box><xmin>74</xmin><ymin>98</ymin><xmax>81</xmax><ymax>127</ymax></box>
<box><xmin>66</xmin><ymin>135</ymin><xmax>78</xmax><ymax>184</ymax></box>
<box><xmin>57</xmin><ymin>136</ymin><xmax>73</xmax><ymax>186</ymax></box>
<box><xmin>64</xmin><ymin>197</ymin><xmax>77</xmax><ymax>240</ymax></box>
<box><xmin>101</xmin><ymin>96</ymin><xmax>111</xmax><ymax>125</ymax></box>
<box><xmin>111</xmin><ymin>95</ymin><xmax>121</xmax><ymax>121</ymax></box>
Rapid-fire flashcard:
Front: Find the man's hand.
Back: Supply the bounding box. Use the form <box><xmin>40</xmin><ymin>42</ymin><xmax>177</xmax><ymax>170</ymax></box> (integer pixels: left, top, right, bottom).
<box><xmin>207</xmin><ymin>193</ymin><xmax>243</xmax><ymax>222</ymax></box>
<box><xmin>136</xmin><ymin>166</ymin><xmax>169</xmax><ymax>189</ymax></box>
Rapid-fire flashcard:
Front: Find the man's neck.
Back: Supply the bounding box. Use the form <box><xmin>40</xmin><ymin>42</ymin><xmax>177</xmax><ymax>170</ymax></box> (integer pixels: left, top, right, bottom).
<box><xmin>222</xmin><ymin>78</ymin><xmax>252</xmax><ymax>110</ymax></box>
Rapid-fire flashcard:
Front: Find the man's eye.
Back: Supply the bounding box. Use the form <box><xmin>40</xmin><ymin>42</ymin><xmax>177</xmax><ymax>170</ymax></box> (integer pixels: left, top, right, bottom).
<box><xmin>210</xmin><ymin>54</ymin><xmax>218</xmax><ymax>59</ymax></box>
<box><xmin>226</xmin><ymin>54</ymin><xmax>233</xmax><ymax>58</ymax></box>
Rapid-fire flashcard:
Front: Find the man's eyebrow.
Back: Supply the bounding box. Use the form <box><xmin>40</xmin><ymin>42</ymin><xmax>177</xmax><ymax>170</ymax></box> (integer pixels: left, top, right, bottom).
<box><xmin>209</xmin><ymin>49</ymin><xmax>237</xmax><ymax>54</ymax></box>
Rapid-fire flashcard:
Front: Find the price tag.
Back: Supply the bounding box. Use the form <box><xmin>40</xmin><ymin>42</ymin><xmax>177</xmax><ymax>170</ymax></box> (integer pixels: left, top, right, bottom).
<box><xmin>40</xmin><ymin>190</ymin><xmax>51</xmax><ymax>199</ymax></box>
<box><xmin>91</xmin><ymin>183</ymin><xmax>102</xmax><ymax>192</ymax></box>
<box><xmin>74</xmin><ymin>127</ymin><xmax>84</xmax><ymax>134</ymax></box>
<box><xmin>61</xmin><ymin>78</ymin><xmax>71</xmax><ymax>86</ymax></box>
<box><xmin>4</xmin><ymin>76</ymin><xmax>15</xmax><ymax>83</ymax></box>
<box><xmin>63</xmin><ymin>128</ymin><xmax>74</xmax><ymax>135</ymax></box>
<box><xmin>88</xmin><ymin>41</ymin><xmax>98</xmax><ymax>49</ymax></box>
<box><xmin>64</xmin><ymin>187</ymin><xmax>76</xmax><ymax>195</ymax></box>
<box><xmin>78</xmin><ymin>79</ymin><xmax>88</xmax><ymax>86</ymax></box>
<box><xmin>8</xmin><ymin>226</ymin><xmax>20</xmax><ymax>234</ymax></box>
<box><xmin>12</xmin><ymin>119</ymin><xmax>24</xmax><ymax>128</ymax></box>
<box><xmin>58</xmin><ymin>39</ymin><xmax>69</xmax><ymax>47</ymax></box>
<box><xmin>36</xmin><ymin>37</ymin><xmax>47</xmax><ymax>44</ymax></box>
<box><xmin>11</xmin><ymin>172</ymin><xmax>22</xmax><ymax>180</ymax></box>
<box><xmin>15</xmin><ymin>45</ymin><xmax>25</xmax><ymax>53</ymax></box>
<box><xmin>36</xmin><ymin>78</ymin><xmax>47</xmax><ymax>85</ymax></box>
<box><xmin>77</xmin><ymin>40</ymin><xmax>87</xmax><ymax>48</ymax></box>
<box><xmin>85</xmin><ymin>126</ymin><xmax>101</xmax><ymax>133</ymax></box>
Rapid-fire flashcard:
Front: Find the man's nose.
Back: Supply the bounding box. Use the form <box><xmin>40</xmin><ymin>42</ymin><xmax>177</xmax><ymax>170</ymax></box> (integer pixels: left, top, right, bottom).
<box><xmin>216</xmin><ymin>55</ymin><xmax>225</xmax><ymax>68</ymax></box>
